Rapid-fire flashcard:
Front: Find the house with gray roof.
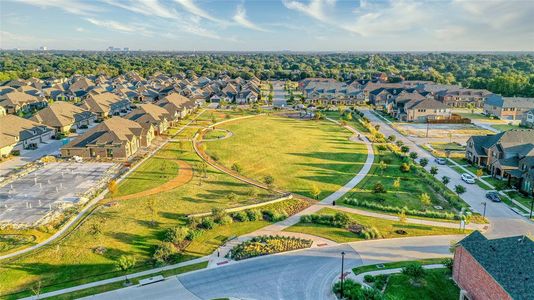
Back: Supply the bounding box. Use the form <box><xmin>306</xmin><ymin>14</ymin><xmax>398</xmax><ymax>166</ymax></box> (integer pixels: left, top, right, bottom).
<box><xmin>484</xmin><ymin>94</ymin><xmax>534</xmax><ymax>121</ymax></box>
<box><xmin>521</xmin><ymin>108</ymin><xmax>534</xmax><ymax>128</ymax></box>
<box><xmin>453</xmin><ymin>231</ymin><xmax>534</xmax><ymax>300</ymax></box>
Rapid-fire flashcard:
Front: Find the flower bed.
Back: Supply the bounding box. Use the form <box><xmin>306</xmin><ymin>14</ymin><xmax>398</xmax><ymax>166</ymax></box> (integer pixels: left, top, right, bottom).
<box><xmin>226</xmin><ymin>235</ymin><xmax>312</xmax><ymax>260</ymax></box>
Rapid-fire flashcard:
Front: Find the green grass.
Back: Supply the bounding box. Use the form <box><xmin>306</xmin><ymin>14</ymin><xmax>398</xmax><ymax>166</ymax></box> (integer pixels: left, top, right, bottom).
<box><xmin>203</xmin><ymin>129</ymin><xmax>228</xmax><ymax>140</ymax></box>
<box><xmin>284</xmin><ymin>208</ymin><xmax>467</xmax><ymax>243</ymax></box>
<box><xmin>0</xmin><ymin>124</ymin><xmax>276</xmax><ymax>296</ymax></box>
<box><xmin>456</xmin><ymin>111</ymin><xmax>491</xmax><ymax>120</ymax></box>
<box><xmin>352</xmin><ymin>258</ymin><xmax>447</xmax><ymax>275</ymax></box>
<box><xmin>323</xmin><ymin>111</ymin><xmax>370</xmax><ymax>133</ymax></box>
<box><xmin>0</xmin><ymin>229</ymin><xmax>52</xmax><ymax>256</ymax></box>
<box><xmin>204</xmin><ymin>114</ymin><xmax>368</xmax><ymax>200</ymax></box>
<box><xmin>491</xmin><ymin>124</ymin><xmax>519</xmax><ymax>132</ymax></box>
<box><xmin>45</xmin><ymin>262</ymin><xmax>208</xmax><ymax>300</ymax></box>
<box><xmin>429</xmin><ymin>142</ymin><xmax>465</xmax><ymax>152</ymax></box>
<box><xmin>506</xmin><ymin>191</ymin><xmax>534</xmax><ymax>210</ymax></box>
<box><xmin>340</xmin><ymin>146</ymin><xmax>457</xmax><ymax>212</ymax></box>
<box><xmin>384</xmin><ymin>268</ymin><xmax>460</xmax><ymax>300</ymax></box>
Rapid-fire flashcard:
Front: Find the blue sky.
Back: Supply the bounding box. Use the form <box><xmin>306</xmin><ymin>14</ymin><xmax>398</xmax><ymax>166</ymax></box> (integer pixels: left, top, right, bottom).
<box><xmin>1</xmin><ymin>0</ymin><xmax>533</xmax><ymax>51</ymax></box>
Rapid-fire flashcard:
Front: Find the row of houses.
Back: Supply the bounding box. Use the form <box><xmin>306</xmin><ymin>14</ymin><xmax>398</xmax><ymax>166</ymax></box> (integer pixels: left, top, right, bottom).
<box><xmin>298</xmin><ymin>78</ymin><xmax>534</xmax><ymax>123</ymax></box>
<box><xmin>466</xmin><ymin>129</ymin><xmax>534</xmax><ymax>195</ymax></box>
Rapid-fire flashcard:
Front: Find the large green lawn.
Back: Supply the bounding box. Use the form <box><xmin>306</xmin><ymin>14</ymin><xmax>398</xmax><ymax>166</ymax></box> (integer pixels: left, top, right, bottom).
<box><xmin>284</xmin><ymin>208</ymin><xmax>466</xmax><ymax>243</ymax></box>
<box><xmin>0</xmin><ymin>119</ymin><xmax>278</xmax><ymax>297</ymax></box>
<box><xmin>339</xmin><ymin>146</ymin><xmax>457</xmax><ymax>212</ymax></box>
<box><xmin>384</xmin><ymin>268</ymin><xmax>460</xmax><ymax>300</ymax></box>
<box><xmin>204</xmin><ymin>115</ymin><xmax>368</xmax><ymax>199</ymax></box>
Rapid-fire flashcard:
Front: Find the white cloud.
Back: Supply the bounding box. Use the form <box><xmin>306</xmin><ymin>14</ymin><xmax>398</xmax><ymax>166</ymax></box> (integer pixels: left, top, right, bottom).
<box><xmin>103</xmin><ymin>0</ymin><xmax>180</xmax><ymax>19</ymax></box>
<box><xmin>232</xmin><ymin>4</ymin><xmax>268</xmax><ymax>32</ymax></box>
<box><xmin>16</xmin><ymin>0</ymin><xmax>100</xmax><ymax>15</ymax></box>
<box><xmin>282</xmin><ymin>0</ymin><xmax>336</xmax><ymax>22</ymax></box>
<box><xmin>75</xmin><ymin>27</ymin><xmax>86</xmax><ymax>32</ymax></box>
<box><xmin>85</xmin><ymin>18</ymin><xmax>144</xmax><ymax>34</ymax></box>
<box><xmin>453</xmin><ymin>0</ymin><xmax>534</xmax><ymax>32</ymax></box>
<box><xmin>174</xmin><ymin>0</ymin><xmax>223</xmax><ymax>23</ymax></box>
<box><xmin>343</xmin><ymin>0</ymin><xmax>428</xmax><ymax>36</ymax></box>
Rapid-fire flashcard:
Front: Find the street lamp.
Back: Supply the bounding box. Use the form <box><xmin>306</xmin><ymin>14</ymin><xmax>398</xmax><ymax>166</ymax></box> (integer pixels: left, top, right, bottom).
<box><xmin>340</xmin><ymin>251</ymin><xmax>346</xmax><ymax>298</ymax></box>
<box><xmin>481</xmin><ymin>201</ymin><xmax>487</xmax><ymax>218</ymax></box>
<box><xmin>530</xmin><ymin>196</ymin><xmax>533</xmax><ymax>219</ymax></box>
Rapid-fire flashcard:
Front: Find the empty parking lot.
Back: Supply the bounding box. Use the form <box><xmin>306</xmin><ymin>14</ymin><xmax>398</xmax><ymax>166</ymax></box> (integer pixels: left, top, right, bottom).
<box><xmin>0</xmin><ymin>162</ymin><xmax>117</xmax><ymax>226</ymax></box>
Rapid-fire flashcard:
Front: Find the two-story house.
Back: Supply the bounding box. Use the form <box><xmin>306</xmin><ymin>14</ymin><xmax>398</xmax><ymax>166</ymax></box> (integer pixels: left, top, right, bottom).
<box><xmin>484</xmin><ymin>95</ymin><xmax>534</xmax><ymax>121</ymax></box>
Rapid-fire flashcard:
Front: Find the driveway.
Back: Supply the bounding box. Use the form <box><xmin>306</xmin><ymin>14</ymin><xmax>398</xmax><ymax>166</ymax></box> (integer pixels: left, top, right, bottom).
<box><xmin>0</xmin><ymin>139</ymin><xmax>65</xmax><ymax>177</ymax></box>
<box><xmin>87</xmin><ymin>235</ymin><xmax>456</xmax><ymax>300</ymax></box>
<box><xmin>362</xmin><ymin>109</ymin><xmax>534</xmax><ymax>238</ymax></box>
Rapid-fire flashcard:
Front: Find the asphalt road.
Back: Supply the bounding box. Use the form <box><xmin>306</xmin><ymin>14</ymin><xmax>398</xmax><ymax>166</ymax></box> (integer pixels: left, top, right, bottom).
<box><xmin>272</xmin><ymin>82</ymin><xmax>287</xmax><ymax>108</ymax></box>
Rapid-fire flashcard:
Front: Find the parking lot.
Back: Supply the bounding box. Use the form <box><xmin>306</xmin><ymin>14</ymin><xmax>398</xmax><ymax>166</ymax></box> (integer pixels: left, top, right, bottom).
<box><xmin>0</xmin><ymin>162</ymin><xmax>117</xmax><ymax>226</ymax></box>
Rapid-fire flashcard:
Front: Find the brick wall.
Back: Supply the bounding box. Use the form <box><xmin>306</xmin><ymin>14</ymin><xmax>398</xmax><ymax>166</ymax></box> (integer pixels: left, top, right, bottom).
<box><xmin>453</xmin><ymin>246</ymin><xmax>512</xmax><ymax>300</ymax></box>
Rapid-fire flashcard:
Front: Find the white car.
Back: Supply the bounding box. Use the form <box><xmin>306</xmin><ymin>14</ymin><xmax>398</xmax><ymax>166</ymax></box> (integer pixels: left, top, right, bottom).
<box><xmin>461</xmin><ymin>173</ymin><xmax>476</xmax><ymax>184</ymax></box>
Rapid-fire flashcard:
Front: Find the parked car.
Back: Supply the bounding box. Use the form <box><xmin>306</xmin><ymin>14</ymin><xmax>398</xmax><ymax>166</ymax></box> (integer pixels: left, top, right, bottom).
<box><xmin>486</xmin><ymin>192</ymin><xmax>502</xmax><ymax>202</ymax></box>
<box><xmin>461</xmin><ymin>173</ymin><xmax>476</xmax><ymax>184</ymax></box>
<box><xmin>435</xmin><ymin>158</ymin><xmax>447</xmax><ymax>165</ymax></box>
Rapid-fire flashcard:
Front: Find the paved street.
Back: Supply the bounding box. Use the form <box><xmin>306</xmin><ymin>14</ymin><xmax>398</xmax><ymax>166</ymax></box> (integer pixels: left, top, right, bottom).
<box><xmin>362</xmin><ymin>109</ymin><xmax>534</xmax><ymax>238</ymax></box>
<box><xmin>272</xmin><ymin>81</ymin><xmax>287</xmax><ymax>108</ymax></box>
<box><xmin>87</xmin><ymin>235</ymin><xmax>456</xmax><ymax>300</ymax></box>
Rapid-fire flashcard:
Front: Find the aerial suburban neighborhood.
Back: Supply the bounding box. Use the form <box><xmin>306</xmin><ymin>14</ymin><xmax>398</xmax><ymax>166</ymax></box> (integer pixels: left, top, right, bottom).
<box><xmin>0</xmin><ymin>1</ymin><xmax>533</xmax><ymax>300</ymax></box>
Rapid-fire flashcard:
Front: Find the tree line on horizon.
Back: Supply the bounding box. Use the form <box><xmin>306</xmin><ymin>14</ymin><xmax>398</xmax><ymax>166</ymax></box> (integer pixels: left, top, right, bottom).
<box><xmin>1</xmin><ymin>51</ymin><xmax>533</xmax><ymax>97</ymax></box>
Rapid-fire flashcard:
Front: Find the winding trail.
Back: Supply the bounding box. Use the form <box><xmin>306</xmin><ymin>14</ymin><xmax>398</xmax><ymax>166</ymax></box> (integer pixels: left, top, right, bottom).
<box><xmin>113</xmin><ymin>160</ymin><xmax>193</xmax><ymax>201</ymax></box>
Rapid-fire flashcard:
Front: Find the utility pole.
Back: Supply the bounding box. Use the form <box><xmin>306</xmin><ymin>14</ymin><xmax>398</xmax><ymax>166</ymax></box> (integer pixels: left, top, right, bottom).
<box><xmin>481</xmin><ymin>201</ymin><xmax>487</xmax><ymax>218</ymax></box>
<box><xmin>340</xmin><ymin>251</ymin><xmax>346</xmax><ymax>298</ymax></box>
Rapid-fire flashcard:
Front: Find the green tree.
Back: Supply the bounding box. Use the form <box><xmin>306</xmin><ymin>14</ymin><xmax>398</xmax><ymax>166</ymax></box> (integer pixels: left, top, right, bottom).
<box><xmin>442</xmin><ymin>176</ymin><xmax>450</xmax><ymax>185</ymax></box>
<box><xmin>420</xmin><ymin>193</ymin><xmax>431</xmax><ymax>206</ymax></box>
<box><xmin>393</xmin><ymin>177</ymin><xmax>401</xmax><ymax>190</ymax></box>
<box><xmin>430</xmin><ymin>166</ymin><xmax>439</xmax><ymax>176</ymax></box>
<box><xmin>311</xmin><ymin>184</ymin><xmax>321</xmax><ymax>199</ymax></box>
<box><xmin>454</xmin><ymin>185</ymin><xmax>466</xmax><ymax>195</ymax></box>
<box><xmin>419</xmin><ymin>158</ymin><xmax>429</xmax><ymax>167</ymax></box>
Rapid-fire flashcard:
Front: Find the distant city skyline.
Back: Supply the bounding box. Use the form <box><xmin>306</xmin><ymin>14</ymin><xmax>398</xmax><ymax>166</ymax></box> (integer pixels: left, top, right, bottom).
<box><xmin>1</xmin><ymin>0</ymin><xmax>534</xmax><ymax>52</ymax></box>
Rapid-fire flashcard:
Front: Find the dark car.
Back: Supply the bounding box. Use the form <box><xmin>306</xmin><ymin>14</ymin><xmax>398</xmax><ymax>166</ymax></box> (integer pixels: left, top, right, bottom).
<box><xmin>486</xmin><ymin>192</ymin><xmax>501</xmax><ymax>202</ymax></box>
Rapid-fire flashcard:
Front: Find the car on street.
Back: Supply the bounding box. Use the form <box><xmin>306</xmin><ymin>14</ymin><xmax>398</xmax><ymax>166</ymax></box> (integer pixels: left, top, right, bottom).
<box><xmin>435</xmin><ymin>158</ymin><xmax>447</xmax><ymax>165</ymax></box>
<box><xmin>461</xmin><ymin>173</ymin><xmax>476</xmax><ymax>184</ymax></box>
<box><xmin>486</xmin><ymin>192</ymin><xmax>502</xmax><ymax>202</ymax></box>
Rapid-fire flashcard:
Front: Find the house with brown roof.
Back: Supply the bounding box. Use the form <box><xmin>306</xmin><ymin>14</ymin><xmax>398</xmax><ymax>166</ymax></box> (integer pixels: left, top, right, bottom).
<box><xmin>81</xmin><ymin>92</ymin><xmax>130</xmax><ymax>121</ymax></box>
<box><xmin>401</xmin><ymin>98</ymin><xmax>452</xmax><ymax>122</ymax></box>
<box><xmin>436</xmin><ymin>88</ymin><xmax>492</xmax><ymax>108</ymax></box>
<box><xmin>126</xmin><ymin>104</ymin><xmax>170</xmax><ymax>135</ymax></box>
<box><xmin>31</xmin><ymin>101</ymin><xmax>95</xmax><ymax>136</ymax></box>
<box><xmin>0</xmin><ymin>114</ymin><xmax>54</xmax><ymax>157</ymax></box>
<box><xmin>155</xmin><ymin>93</ymin><xmax>196</xmax><ymax>120</ymax></box>
<box><xmin>466</xmin><ymin>129</ymin><xmax>534</xmax><ymax>192</ymax></box>
<box><xmin>0</xmin><ymin>91</ymin><xmax>47</xmax><ymax>114</ymax></box>
<box><xmin>61</xmin><ymin>117</ymin><xmax>153</xmax><ymax>159</ymax></box>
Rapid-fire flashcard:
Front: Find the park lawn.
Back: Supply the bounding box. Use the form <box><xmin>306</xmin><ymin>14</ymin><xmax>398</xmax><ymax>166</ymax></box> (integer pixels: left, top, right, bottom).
<box><xmin>284</xmin><ymin>208</ymin><xmax>467</xmax><ymax>243</ymax></box>
<box><xmin>506</xmin><ymin>191</ymin><xmax>534</xmax><ymax>209</ymax></box>
<box><xmin>44</xmin><ymin>261</ymin><xmax>208</xmax><ymax>300</ymax></box>
<box><xmin>384</xmin><ymin>268</ymin><xmax>460</xmax><ymax>300</ymax></box>
<box><xmin>172</xmin><ymin>126</ymin><xmax>202</xmax><ymax>140</ymax></box>
<box><xmin>204</xmin><ymin>115</ymin><xmax>368</xmax><ymax>200</ymax></box>
<box><xmin>429</xmin><ymin>142</ymin><xmax>465</xmax><ymax>152</ymax></box>
<box><xmin>340</xmin><ymin>146</ymin><xmax>457</xmax><ymax>212</ymax></box>
<box><xmin>352</xmin><ymin>258</ymin><xmax>447</xmax><ymax>275</ymax></box>
<box><xmin>456</xmin><ymin>112</ymin><xmax>491</xmax><ymax>120</ymax></box>
<box><xmin>203</xmin><ymin>129</ymin><xmax>228</xmax><ymax>140</ymax></box>
<box><xmin>0</xmin><ymin>140</ymin><xmax>276</xmax><ymax>297</ymax></box>
<box><xmin>323</xmin><ymin>111</ymin><xmax>370</xmax><ymax>133</ymax></box>
<box><xmin>0</xmin><ymin>229</ymin><xmax>52</xmax><ymax>256</ymax></box>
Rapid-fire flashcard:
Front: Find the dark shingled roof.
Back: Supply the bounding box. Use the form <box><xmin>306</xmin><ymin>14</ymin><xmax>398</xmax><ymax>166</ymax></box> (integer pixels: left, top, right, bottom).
<box><xmin>459</xmin><ymin>231</ymin><xmax>534</xmax><ymax>299</ymax></box>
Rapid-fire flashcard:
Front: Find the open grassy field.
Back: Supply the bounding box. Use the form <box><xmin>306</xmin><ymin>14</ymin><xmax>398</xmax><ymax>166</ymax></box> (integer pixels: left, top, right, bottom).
<box><xmin>323</xmin><ymin>111</ymin><xmax>370</xmax><ymax>133</ymax></box>
<box><xmin>203</xmin><ymin>115</ymin><xmax>368</xmax><ymax>199</ymax></box>
<box><xmin>284</xmin><ymin>208</ymin><xmax>467</xmax><ymax>243</ymax></box>
<box><xmin>491</xmin><ymin>124</ymin><xmax>519</xmax><ymax>132</ymax></box>
<box><xmin>0</xmin><ymin>120</ymin><xmax>279</xmax><ymax>297</ymax></box>
<box><xmin>384</xmin><ymin>268</ymin><xmax>459</xmax><ymax>300</ymax></box>
<box><xmin>339</xmin><ymin>146</ymin><xmax>458</xmax><ymax>212</ymax></box>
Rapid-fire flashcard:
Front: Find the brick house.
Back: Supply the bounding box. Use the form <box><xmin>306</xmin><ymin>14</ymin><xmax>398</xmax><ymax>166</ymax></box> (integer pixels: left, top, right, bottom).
<box><xmin>484</xmin><ymin>95</ymin><xmax>534</xmax><ymax>121</ymax></box>
<box><xmin>453</xmin><ymin>231</ymin><xmax>534</xmax><ymax>300</ymax></box>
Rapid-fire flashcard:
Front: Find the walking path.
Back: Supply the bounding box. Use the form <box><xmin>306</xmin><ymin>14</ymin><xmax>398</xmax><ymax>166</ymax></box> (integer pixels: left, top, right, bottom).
<box><xmin>0</xmin><ymin>110</ymin><xmax>205</xmax><ymax>262</ymax></box>
<box><xmin>113</xmin><ymin>160</ymin><xmax>193</xmax><ymax>201</ymax></box>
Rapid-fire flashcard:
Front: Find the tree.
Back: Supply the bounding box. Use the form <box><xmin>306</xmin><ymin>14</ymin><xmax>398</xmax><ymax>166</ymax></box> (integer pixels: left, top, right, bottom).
<box><xmin>311</xmin><ymin>184</ymin><xmax>321</xmax><ymax>199</ymax></box>
<box><xmin>263</xmin><ymin>175</ymin><xmax>274</xmax><ymax>187</ymax></box>
<box><xmin>419</xmin><ymin>158</ymin><xmax>428</xmax><ymax>167</ymax></box>
<box><xmin>108</xmin><ymin>180</ymin><xmax>118</xmax><ymax>201</ymax></box>
<box><xmin>116</xmin><ymin>255</ymin><xmax>137</xmax><ymax>283</ymax></box>
<box><xmin>396</xmin><ymin>140</ymin><xmax>404</xmax><ymax>147</ymax></box>
<box><xmin>387</xmin><ymin>135</ymin><xmax>396</xmax><ymax>142</ymax></box>
<box><xmin>442</xmin><ymin>176</ymin><xmax>450</xmax><ymax>185</ymax></box>
<box><xmin>398</xmin><ymin>209</ymin><xmax>407</xmax><ymax>223</ymax></box>
<box><xmin>90</xmin><ymin>223</ymin><xmax>103</xmax><ymax>236</ymax></box>
<box><xmin>466</xmin><ymin>103</ymin><xmax>475</xmax><ymax>114</ymax></box>
<box><xmin>165</xmin><ymin>226</ymin><xmax>190</xmax><ymax>246</ymax></box>
<box><xmin>420</xmin><ymin>193</ymin><xmax>431</xmax><ymax>206</ymax></box>
<box><xmin>231</xmin><ymin>163</ymin><xmax>242</xmax><ymax>173</ymax></box>
<box><xmin>393</xmin><ymin>177</ymin><xmax>401</xmax><ymax>190</ymax></box>
<box><xmin>454</xmin><ymin>185</ymin><xmax>466</xmax><ymax>195</ymax></box>
<box><xmin>430</xmin><ymin>166</ymin><xmax>439</xmax><ymax>176</ymax></box>
<box><xmin>476</xmin><ymin>168</ymin><xmax>484</xmax><ymax>178</ymax></box>
<box><xmin>147</xmin><ymin>198</ymin><xmax>157</xmax><ymax>226</ymax></box>
<box><xmin>374</xmin><ymin>124</ymin><xmax>380</xmax><ymax>131</ymax></box>
<box><xmin>409</xmin><ymin>152</ymin><xmax>418</xmax><ymax>160</ymax></box>
<box><xmin>378</xmin><ymin>160</ymin><xmax>387</xmax><ymax>175</ymax></box>
<box><xmin>400</xmin><ymin>162</ymin><xmax>411</xmax><ymax>173</ymax></box>
<box><xmin>400</xmin><ymin>145</ymin><xmax>410</xmax><ymax>154</ymax></box>
<box><xmin>373</xmin><ymin>182</ymin><xmax>386</xmax><ymax>193</ymax></box>
<box><xmin>345</xmin><ymin>112</ymin><xmax>352</xmax><ymax>121</ymax></box>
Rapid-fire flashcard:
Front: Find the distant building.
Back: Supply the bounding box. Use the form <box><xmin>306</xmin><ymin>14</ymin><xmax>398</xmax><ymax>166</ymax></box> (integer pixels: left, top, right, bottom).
<box><xmin>39</xmin><ymin>46</ymin><xmax>47</xmax><ymax>51</ymax></box>
<box><xmin>453</xmin><ymin>231</ymin><xmax>534</xmax><ymax>300</ymax></box>
<box><xmin>521</xmin><ymin>109</ymin><xmax>534</xmax><ymax>128</ymax></box>
<box><xmin>484</xmin><ymin>95</ymin><xmax>534</xmax><ymax>121</ymax></box>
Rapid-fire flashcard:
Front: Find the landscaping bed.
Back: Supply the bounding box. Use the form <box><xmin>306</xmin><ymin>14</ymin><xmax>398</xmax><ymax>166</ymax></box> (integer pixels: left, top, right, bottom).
<box><xmin>285</xmin><ymin>208</ymin><xmax>467</xmax><ymax>243</ymax></box>
<box><xmin>226</xmin><ymin>235</ymin><xmax>312</xmax><ymax>261</ymax></box>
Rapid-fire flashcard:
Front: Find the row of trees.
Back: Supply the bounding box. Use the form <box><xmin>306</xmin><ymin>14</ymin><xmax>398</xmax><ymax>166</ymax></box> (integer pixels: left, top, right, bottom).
<box><xmin>1</xmin><ymin>51</ymin><xmax>534</xmax><ymax>96</ymax></box>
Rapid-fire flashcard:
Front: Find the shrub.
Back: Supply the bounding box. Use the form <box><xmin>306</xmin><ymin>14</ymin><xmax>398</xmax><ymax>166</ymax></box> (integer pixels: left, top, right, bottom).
<box><xmin>376</xmin><ymin>144</ymin><xmax>387</xmax><ymax>151</ymax></box>
<box><xmin>344</xmin><ymin>198</ymin><xmax>456</xmax><ymax>220</ymax></box>
<box><xmin>153</xmin><ymin>242</ymin><xmax>177</xmax><ymax>265</ymax></box>
<box><xmin>246</xmin><ymin>209</ymin><xmax>263</xmax><ymax>221</ymax></box>
<box><xmin>361</xmin><ymin>226</ymin><xmax>381</xmax><ymax>239</ymax></box>
<box><xmin>186</xmin><ymin>229</ymin><xmax>203</xmax><ymax>241</ymax></box>
<box><xmin>227</xmin><ymin>236</ymin><xmax>312</xmax><ymax>260</ymax></box>
<box><xmin>231</xmin><ymin>163</ymin><xmax>242</xmax><ymax>173</ymax></box>
<box><xmin>165</xmin><ymin>226</ymin><xmax>190</xmax><ymax>244</ymax></box>
<box><xmin>409</xmin><ymin>152</ymin><xmax>418</xmax><ymax>160</ymax></box>
<box><xmin>373</xmin><ymin>182</ymin><xmax>387</xmax><ymax>193</ymax></box>
<box><xmin>400</xmin><ymin>163</ymin><xmax>411</xmax><ymax>172</ymax></box>
<box><xmin>231</xmin><ymin>211</ymin><xmax>249</xmax><ymax>222</ymax></box>
<box><xmin>199</xmin><ymin>217</ymin><xmax>215</xmax><ymax>229</ymax></box>
<box><xmin>402</xmin><ymin>263</ymin><xmax>426</xmax><ymax>285</ymax></box>
<box><xmin>219</xmin><ymin>215</ymin><xmax>234</xmax><ymax>225</ymax></box>
<box><xmin>364</xmin><ymin>274</ymin><xmax>375</xmax><ymax>283</ymax></box>
<box><xmin>442</xmin><ymin>258</ymin><xmax>453</xmax><ymax>271</ymax></box>
<box><xmin>300</xmin><ymin>212</ymin><xmax>351</xmax><ymax>228</ymax></box>
<box><xmin>387</xmin><ymin>135</ymin><xmax>396</xmax><ymax>142</ymax></box>
<box><xmin>210</xmin><ymin>153</ymin><xmax>219</xmax><ymax>161</ymax></box>
<box><xmin>400</xmin><ymin>145</ymin><xmax>410</xmax><ymax>153</ymax></box>
<box><xmin>442</xmin><ymin>176</ymin><xmax>450</xmax><ymax>185</ymax></box>
<box><xmin>419</xmin><ymin>158</ymin><xmax>429</xmax><ymax>167</ymax></box>
<box><xmin>374</xmin><ymin>274</ymin><xmax>388</xmax><ymax>291</ymax></box>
